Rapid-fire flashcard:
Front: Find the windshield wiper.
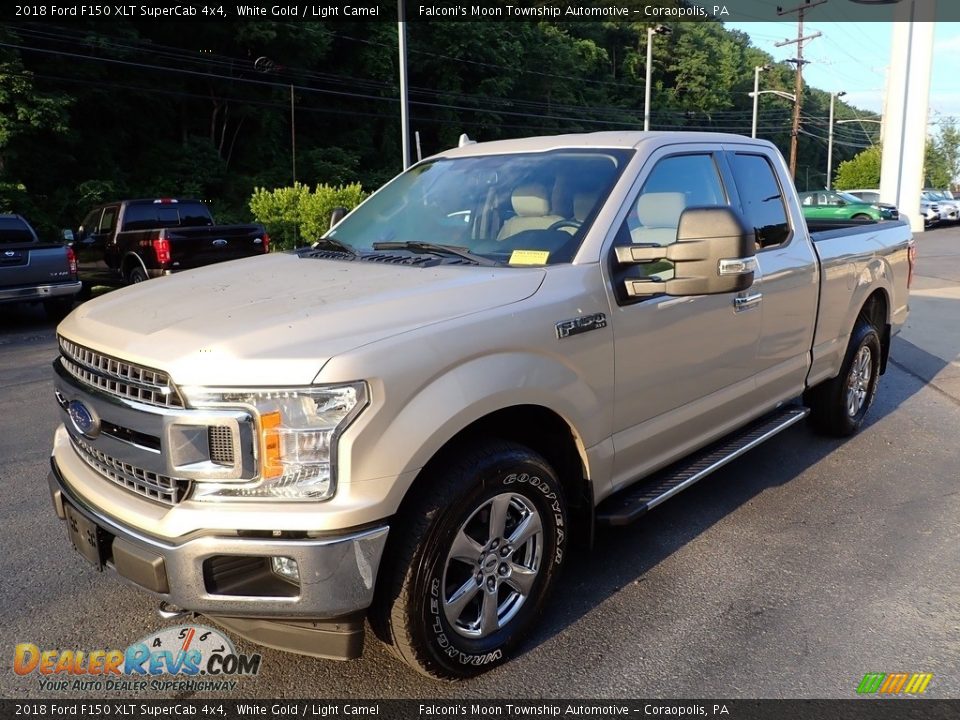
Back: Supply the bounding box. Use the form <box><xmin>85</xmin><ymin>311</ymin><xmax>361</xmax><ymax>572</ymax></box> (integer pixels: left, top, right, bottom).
<box><xmin>372</xmin><ymin>241</ymin><xmax>499</xmax><ymax>267</ymax></box>
<box><xmin>311</xmin><ymin>236</ymin><xmax>359</xmax><ymax>256</ymax></box>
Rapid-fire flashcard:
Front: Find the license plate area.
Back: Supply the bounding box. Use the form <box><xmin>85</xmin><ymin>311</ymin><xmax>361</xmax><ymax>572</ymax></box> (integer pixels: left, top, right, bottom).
<box><xmin>64</xmin><ymin>502</ymin><xmax>110</xmax><ymax>570</ymax></box>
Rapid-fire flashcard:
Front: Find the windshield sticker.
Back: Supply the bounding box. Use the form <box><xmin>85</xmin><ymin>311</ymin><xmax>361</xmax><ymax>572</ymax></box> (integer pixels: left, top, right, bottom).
<box><xmin>509</xmin><ymin>250</ymin><xmax>550</xmax><ymax>266</ymax></box>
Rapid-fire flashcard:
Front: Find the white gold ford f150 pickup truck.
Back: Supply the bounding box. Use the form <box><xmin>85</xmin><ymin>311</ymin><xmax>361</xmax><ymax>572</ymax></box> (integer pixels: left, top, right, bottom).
<box><xmin>48</xmin><ymin>132</ymin><xmax>914</xmax><ymax>679</ymax></box>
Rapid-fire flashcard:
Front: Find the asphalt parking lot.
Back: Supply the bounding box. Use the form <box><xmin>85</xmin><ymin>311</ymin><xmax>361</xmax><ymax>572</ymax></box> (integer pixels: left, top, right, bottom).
<box><xmin>1</xmin><ymin>226</ymin><xmax>958</xmax><ymax>699</ymax></box>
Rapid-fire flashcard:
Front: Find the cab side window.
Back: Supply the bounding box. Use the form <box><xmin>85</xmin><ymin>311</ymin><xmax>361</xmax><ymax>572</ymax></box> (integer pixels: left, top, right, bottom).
<box><xmin>728</xmin><ymin>153</ymin><xmax>790</xmax><ymax>249</ymax></box>
<box><xmin>79</xmin><ymin>209</ymin><xmax>101</xmax><ymax>240</ymax></box>
<box><xmin>625</xmin><ymin>154</ymin><xmax>727</xmax><ymax>246</ymax></box>
<box><xmin>611</xmin><ymin>153</ymin><xmax>727</xmax><ymax>300</ymax></box>
<box><xmin>98</xmin><ymin>207</ymin><xmax>118</xmax><ymax>235</ymax></box>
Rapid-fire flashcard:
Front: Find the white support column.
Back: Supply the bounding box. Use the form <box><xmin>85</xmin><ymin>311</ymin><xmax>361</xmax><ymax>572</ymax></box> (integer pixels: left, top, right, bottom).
<box><xmin>879</xmin><ymin>3</ymin><xmax>936</xmax><ymax>233</ymax></box>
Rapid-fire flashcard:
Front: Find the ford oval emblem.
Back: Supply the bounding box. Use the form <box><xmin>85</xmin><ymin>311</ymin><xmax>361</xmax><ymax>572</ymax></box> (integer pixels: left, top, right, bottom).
<box><xmin>67</xmin><ymin>400</ymin><xmax>100</xmax><ymax>438</ymax></box>
<box><xmin>212</xmin><ymin>238</ymin><xmax>227</xmax><ymax>246</ymax></box>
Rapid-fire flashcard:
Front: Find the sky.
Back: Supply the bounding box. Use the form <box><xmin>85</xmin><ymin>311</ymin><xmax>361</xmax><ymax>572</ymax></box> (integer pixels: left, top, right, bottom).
<box><xmin>725</xmin><ymin>20</ymin><xmax>960</xmax><ymax>131</ymax></box>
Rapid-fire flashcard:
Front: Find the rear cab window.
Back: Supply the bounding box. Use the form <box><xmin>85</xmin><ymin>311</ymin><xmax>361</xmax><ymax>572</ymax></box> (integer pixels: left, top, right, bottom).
<box><xmin>726</xmin><ymin>152</ymin><xmax>791</xmax><ymax>250</ymax></box>
<box><xmin>0</xmin><ymin>216</ymin><xmax>37</xmax><ymax>244</ymax></box>
<box><xmin>121</xmin><ymin>202</ymin><xmax>214</xmax><ymax>232</ymax></box>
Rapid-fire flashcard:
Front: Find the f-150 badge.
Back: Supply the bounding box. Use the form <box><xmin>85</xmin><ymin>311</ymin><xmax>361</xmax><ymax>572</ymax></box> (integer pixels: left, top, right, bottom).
<box><xmin>556</xmin><ymin>313</ymin><xmax>607</xmax><ymax>339</ymax></box>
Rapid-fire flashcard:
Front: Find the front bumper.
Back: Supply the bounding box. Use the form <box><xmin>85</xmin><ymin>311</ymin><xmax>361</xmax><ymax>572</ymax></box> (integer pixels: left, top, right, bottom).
<box><xmin>0</xmin><ymin>280</ymin><xmax>81</xmax><ymax>303</ymax></box>
<box><xmin>48</xmin><ymin>456</ymin><xmax>389</xmax><ymax>620</ymax></box>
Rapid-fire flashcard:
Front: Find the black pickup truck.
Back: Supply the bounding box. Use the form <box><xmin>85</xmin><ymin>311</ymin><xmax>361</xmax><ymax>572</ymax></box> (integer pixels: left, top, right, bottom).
<box><xmin>70</xmin><ymin>198</ymin><xmax>269</xmax><ymax>289</ymax></box>
<box><xmin>0</xmin><ymin>214</ymin><xmax>81</xmax><ymax>319</ymax></box>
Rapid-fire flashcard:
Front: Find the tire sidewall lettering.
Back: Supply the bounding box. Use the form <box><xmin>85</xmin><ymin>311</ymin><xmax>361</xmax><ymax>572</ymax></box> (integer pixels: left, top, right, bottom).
<box><xmin>501</xmin><ymin>472</ymin><xmax>565</xmax><ymax>564</ymax></box>
<box><xmin>427</xmin><ymin>577</ymin><xmax>504</xmax><ymax>667</ymax></box>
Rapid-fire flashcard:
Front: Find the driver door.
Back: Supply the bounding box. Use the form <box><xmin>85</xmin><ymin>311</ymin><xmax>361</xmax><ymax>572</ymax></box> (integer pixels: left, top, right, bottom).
<box><xmin>607</xmin><ymin>148</ymin><xmax>763</xmax><ymax>490</ymax></box>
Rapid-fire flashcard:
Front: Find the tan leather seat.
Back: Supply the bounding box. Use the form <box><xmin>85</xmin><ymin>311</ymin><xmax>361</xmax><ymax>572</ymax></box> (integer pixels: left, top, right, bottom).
<box><xmin>630</xmin><ymin>191</ymin><xmax>685</xmax><ymax>281</ymax></box>
<box><xmin>573</xmin><ymin>191</ymin><xmax>600</xmax><ymax>222</ymax></box>
<box><xmin>497</xmin><ymin>184</ymin><xmax>564</xmax><ymax>240</ymax></box>
<box><xmin>630</xmin><ymin>192</ymin><xmax>686</xmax><ymax>246</ymax></box>
<box><xmin>557</xmin><ymin>191</ymin><xmax>601</xmax><ymax>235</ymax></box>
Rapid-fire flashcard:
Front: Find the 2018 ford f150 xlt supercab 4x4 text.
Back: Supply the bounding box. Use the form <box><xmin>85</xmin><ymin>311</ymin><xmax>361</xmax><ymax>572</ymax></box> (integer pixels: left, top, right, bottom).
<box><xmin>47</xmin><ymin>132</ymin><xmax>914</xmax><ymax>679</ymax></box>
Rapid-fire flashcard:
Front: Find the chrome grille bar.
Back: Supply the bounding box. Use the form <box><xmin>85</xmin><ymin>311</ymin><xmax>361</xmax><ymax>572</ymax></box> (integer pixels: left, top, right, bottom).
<box><xmin>72</xmin><ymin>436</ymin><xmax>190</xmax><ymax>506</ymax></box>
<box><xmin>58</xmin><ymin>336</ymin><xmax>184</xmax><ymax>408</ymax></box>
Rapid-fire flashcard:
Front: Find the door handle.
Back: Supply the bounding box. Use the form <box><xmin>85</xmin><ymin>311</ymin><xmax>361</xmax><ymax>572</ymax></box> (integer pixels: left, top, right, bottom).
<box><xmin>734</xmin><ymin>292</ymin><xmax>763</xmax><ymax>311</ymax></box>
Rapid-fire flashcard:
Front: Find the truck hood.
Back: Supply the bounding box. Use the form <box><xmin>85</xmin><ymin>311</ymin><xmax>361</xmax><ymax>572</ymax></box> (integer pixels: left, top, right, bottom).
<box><xmin>59</xmin><ymin>253</ymin><xmax>545</xmax><ymax>386</ymax></box>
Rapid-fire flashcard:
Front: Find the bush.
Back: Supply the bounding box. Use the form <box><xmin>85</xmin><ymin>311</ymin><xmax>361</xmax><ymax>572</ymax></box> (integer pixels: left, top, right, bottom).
<box><xmin>834</xmin><ymin>146</ymin><xmax>882</xmax><ymax>191</ymax></box>
<box><xmin>249</xmin><ymin>182</ymin><xmax>367</xmax><ymax>251</ymax></box>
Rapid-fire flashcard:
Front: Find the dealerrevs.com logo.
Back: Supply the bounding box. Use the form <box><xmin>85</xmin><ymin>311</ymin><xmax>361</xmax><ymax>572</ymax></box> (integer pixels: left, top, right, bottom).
<box><xmin>857</xmin><ymin>672</ymin><xmax>934</xmax><ymax>696</ymax></box>
<box><xmin>14</xmin><ymin>625</ymin><xmax>261</xmax><ymax>693</ymax></box>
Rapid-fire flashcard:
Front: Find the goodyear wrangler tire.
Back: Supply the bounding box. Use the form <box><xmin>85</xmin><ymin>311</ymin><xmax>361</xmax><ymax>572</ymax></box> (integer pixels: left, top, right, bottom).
<box><xmin>376</xmin><ymin>440</ymin><xmax>567</xmax><ymax>679</ymax></box>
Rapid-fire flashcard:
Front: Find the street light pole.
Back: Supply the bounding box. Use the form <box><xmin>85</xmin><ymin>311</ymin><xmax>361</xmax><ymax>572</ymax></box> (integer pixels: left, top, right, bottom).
<box><xmin>752</xmin><ymin>64</ymin><xmax>770</xmax><ymax>138</ymax></box>
<box><xmin>398</xmin><ymin>0</ymin><xmax>411</xmax><ymax>169</ymax></box>
<box><xmin>827</xmin><ymin>90</ymin><xmax>846</xmax><ymax>190</ymax></box>
<box><xmin>290</xmin><ymin>84</ymin><xmax>296</xmax><ymax>184</ymax></box>
<box><xmin>644</xmin><ymin>25</ymin><xmax>671</xmax><ymax>132</ymax></box>
<box><xmin>254</xmin><ymin>57</ymin><xmax>297</xmax><ymax>186</ymax></box>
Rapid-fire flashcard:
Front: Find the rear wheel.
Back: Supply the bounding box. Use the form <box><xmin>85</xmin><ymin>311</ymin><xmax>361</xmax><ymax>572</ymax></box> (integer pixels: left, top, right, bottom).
<box><xmin>127</xmin><ymin>266</ymin><xmax>148</xmax><ymax>284</ymax></box>
<box><xmin>373</xmin><ymin>440</ymin><xmax>567</xmax><ymax>679</ymax></box>
<box><xmin>805</xmin><ymin>320</ymin><xmax>881</xmax><ymax>436</ymax></box>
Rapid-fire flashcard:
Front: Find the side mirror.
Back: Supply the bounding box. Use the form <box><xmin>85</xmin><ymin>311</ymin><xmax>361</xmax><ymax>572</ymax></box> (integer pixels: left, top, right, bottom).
<box><xmin>616</xmin><ymin>207</ymin><xmax>756</xmax><ymax>297</ymax></box>
<box><xmin>61</xmin><ymin>228</ymin><xmax>75</xmax><ymax>243</ymax></box>
<box><xmin>329</xmin><ymin>206</ymin><xmax>348</xmax><ymax>230</ymax></box>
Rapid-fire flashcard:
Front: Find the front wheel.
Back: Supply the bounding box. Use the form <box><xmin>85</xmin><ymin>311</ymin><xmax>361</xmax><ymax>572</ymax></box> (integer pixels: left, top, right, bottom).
<box><xmin>851</xmin><ymin>213</ymin><xmax>874</xmax><ymax>221</ymax></box>
<box><xmin>805</xmin><ymin>320</ymin><xmax>882</xmax><ymax>436</ymax></box>
<box><xmin>373</xmin><ymin>441</ymin><xmax>567</xmax><ymax>679</ymax></box>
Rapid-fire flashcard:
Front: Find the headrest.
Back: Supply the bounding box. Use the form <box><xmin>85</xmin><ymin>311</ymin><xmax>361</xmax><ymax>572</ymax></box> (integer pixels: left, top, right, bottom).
<box><xmin>636</xmin><ymin>192</ymin><xmax>686</xmax><ymax>228</ymax></box>
<box><xmin>511</xmin><ymin>184</ymin><xmax>551</xmax><ymax>217</ymax></box>
<box><xmin>573</xmin><ymin>191</ymin><xmax>600</xmax><ymax>222</ymax></box>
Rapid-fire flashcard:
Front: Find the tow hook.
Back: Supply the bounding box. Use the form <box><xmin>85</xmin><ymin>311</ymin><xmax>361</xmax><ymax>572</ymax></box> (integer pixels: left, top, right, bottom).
<box><xmin>157</xmin><ymin>601</ymin><xmax>194</xmax><ymax>620</ymax></box>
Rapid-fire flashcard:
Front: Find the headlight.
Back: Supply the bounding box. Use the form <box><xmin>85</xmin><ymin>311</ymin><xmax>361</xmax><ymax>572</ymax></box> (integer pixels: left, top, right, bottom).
<box><xmin>180</xmin><ymin>383</ymin><xmax>368</xmax><ymax>502</ymax></box>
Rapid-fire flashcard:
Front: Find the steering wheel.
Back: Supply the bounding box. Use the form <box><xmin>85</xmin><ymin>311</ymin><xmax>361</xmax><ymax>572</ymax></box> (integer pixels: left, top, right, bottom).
<box><xmin>547</xmin><ymin>219</ymin><xmax>582</xmax><ymax>233</ymax></box>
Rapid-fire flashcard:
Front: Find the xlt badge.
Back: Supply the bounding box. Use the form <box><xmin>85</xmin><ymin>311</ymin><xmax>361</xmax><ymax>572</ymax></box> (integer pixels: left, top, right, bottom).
<box><xmin>556</xmin><ymin>313</ymin><xmax>607</xmax><ymax>339</ymax></box>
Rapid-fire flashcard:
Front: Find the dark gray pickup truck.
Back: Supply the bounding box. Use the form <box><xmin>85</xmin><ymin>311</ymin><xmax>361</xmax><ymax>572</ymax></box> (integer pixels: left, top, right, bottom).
<box><xmin>0</xmin><ymin>214</ymin><xmax>80</xmax><ymax>319</ymax></box>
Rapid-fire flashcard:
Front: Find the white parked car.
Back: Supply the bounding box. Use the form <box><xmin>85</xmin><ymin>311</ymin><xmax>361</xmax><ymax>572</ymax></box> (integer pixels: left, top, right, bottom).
<box><xmin>923</xmin><ymin>190</ymin><xmax>960</xmax><ymax>222</ymax></box>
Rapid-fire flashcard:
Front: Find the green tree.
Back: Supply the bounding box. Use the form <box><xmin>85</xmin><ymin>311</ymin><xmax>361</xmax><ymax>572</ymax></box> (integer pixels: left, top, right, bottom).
<box><xmin>930</xmin><ymin>119</ymin><xmax>960</xmax><ymax>188</ymax></box>
<box><xmin>834</xmin><ymin>146</ymin><xmax>882</xmax><ymax>190</ymax></box>
<box><xmin>924</xmin><ymin>138</ymin><xmax>951</xmax><ymax>189</ymax></box>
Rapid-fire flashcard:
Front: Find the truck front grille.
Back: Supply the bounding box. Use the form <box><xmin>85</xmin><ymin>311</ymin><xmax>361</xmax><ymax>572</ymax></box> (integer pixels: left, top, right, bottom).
<box><xmin>72</xmin><ymin>436</ymin><xmax>191</xmax><ymax>506</ymax></box>
<box><xmin>58</xmin><ymin>337</ymin><xmax>184</xmax><ymax>408</ymax></box>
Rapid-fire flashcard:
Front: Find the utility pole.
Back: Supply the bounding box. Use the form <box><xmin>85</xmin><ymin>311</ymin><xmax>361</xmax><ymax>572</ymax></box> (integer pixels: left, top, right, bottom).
<box><xmin>776</xmin><ymin>0</ymin><xmax>826</xmax><ymax>179</ymax></box>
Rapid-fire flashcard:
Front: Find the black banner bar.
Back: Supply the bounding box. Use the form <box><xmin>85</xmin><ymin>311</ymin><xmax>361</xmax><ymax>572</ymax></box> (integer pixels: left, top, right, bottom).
<box><xmin>0</xmin><ymin>0</ymin><xmax>950</xmax><ymax>24</ymax></box>
<box><xmin>2</xmin><ymin>700</ymin><xmax>960</xmax><ymax>720</ymax></box>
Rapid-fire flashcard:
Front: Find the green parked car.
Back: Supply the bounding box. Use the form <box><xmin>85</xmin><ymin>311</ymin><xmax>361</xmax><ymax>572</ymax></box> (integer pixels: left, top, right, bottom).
<box><xmin>798</xmin><ymin>190</ymin><xmax>883</xmax><ymax>222</ymax></box>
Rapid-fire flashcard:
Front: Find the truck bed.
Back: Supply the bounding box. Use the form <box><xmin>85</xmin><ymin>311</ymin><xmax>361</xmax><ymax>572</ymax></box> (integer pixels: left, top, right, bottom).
<box><xmin>806</xmin><ymin>218</ymin><xmax>913</xmax><ymax>389</ymax></box>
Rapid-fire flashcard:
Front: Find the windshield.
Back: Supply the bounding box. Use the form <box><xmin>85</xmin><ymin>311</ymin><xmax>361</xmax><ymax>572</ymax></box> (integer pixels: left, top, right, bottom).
<box><xmin>326</xmin><ymin>149</ymin><xmax>634</xmax><ymax>265</ymax></box>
